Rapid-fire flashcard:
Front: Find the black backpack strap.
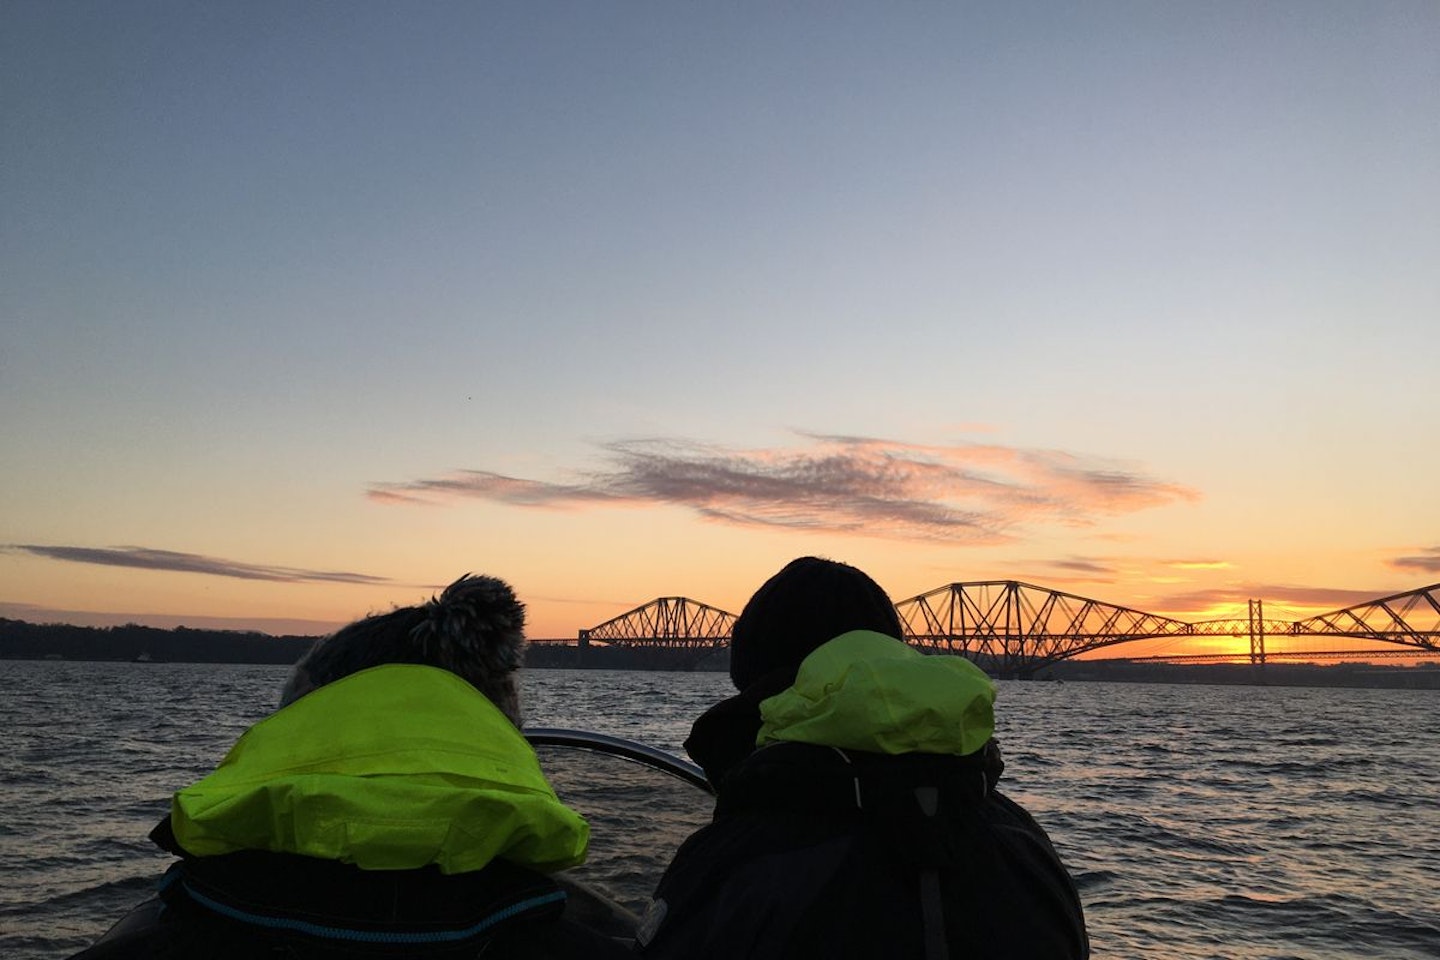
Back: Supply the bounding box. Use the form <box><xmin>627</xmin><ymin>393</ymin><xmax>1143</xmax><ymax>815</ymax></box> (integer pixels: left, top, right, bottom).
<box><xmin>913</xmin><ymin>786</ymin><xmax>951</xmax><ymax>960</ymax></box>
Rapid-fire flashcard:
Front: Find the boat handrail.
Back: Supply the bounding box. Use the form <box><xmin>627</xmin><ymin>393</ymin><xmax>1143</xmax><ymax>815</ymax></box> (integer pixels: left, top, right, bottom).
<box><xmin>525</xmin><ymin>727</ymin><xmax>714</xmax><ymax>796</ymax></box>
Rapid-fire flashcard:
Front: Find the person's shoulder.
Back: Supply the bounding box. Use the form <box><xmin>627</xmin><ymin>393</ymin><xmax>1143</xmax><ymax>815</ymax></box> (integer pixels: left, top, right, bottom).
<box><xmin>715</xmin><ymin>741</ymin><xmax>865</xmax><ymax>819</ymax></box>
<box><xmin>66</xmin><ymin>898</ymin><xmax>173</xmax><ymax>959</ymax></box>
<box><xmin>985</xmin><ymin>789</ymin><xmax>1060</xmax><ymax>835</ymax></box>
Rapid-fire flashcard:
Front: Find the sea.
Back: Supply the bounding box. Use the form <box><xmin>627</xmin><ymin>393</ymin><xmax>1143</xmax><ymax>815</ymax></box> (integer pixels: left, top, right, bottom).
<box><xmin>1</xmin><ymin>661</ymin><xmax>1436</xmax><ymax>960</ymax></box>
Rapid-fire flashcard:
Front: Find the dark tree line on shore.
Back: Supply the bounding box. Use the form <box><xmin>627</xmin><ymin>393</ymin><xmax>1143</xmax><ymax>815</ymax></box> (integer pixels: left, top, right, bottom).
<box><xmin>0</xmin><ymin>618</ymin><xmax>318</xmax><ymax>664</ymax></box>
<box><xmin>0</xmin><ymin>619</ymin><xmax>725</xmax><ymax>671</ymax></box>
<box><xmin>3</xmin><ymin>618</ymin><xmax>1435</xmax><ymax>688</ymax></box>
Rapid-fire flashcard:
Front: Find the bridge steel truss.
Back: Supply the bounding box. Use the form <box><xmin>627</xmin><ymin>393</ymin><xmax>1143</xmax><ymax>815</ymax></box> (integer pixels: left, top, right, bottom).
<box><xmin>893</xmin><ymin>581</ymin><xmax>1193</xmax><ymax>676</ymax></box>
<box><xmin>1181</xmin><ymin>585</ymin><xmax>1440</xmax><ymax>662</ymax></box>
<box><xmin>1289</xmin><ymin>584</ymin><xmax>1440</xmax><ymax>650</ymax></box>
<box><xmin>577</xmin><ymin>583</ymin><xmax>1440</xmax><ymax>676</ymax></box>
<box><xmin>895</xmin><ymin>581</ymin><xmax>1440</xmax><ymax>675</ymax></box>
<box><xmin>579</xmin><ymin>597</ymin><xmax>737</xmax><ymax>650</ymax></box>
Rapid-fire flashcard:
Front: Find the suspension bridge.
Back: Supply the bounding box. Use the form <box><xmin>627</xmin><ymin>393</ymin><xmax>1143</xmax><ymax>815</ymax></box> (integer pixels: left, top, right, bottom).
<box><xmin>557</xmin><ymin>582</ymin><xmax>1440</xmax><ymax>677</ymax></box>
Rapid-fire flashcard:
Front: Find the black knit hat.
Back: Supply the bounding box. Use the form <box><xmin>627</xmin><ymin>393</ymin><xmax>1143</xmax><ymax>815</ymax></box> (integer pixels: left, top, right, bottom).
<box><xmin>728</xmin><ymin>557</ymin><xmax>903</xmax><ymax>690</ymax></box>
<box><xmin>279</xmin><ymin>574</ymin><xmax>527</xmax><ymax>724</ymax></box>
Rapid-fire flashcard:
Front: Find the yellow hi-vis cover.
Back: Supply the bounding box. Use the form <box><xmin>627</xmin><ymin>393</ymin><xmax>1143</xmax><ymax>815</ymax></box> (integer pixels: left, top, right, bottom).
<box><xmin>171</xmin><ymin>664</ymin><xmax>588</xmax><ymax>874</ymax></box>
<box><xmin>757</xmin><ymin>630</ymin><xmax>996</xmax><ymax>756</ymax></box>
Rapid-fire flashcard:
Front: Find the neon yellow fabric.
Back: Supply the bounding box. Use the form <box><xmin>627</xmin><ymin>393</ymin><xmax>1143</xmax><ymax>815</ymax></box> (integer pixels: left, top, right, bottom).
<box><xmin>171</xmin><ymin>664</ymin><xmax>588</xmax><ymax>874</ymax></box>
<box><xmin>757</xmin><ymin>630</ymin><xmax>995</xmax><ymax>756</ymax></box>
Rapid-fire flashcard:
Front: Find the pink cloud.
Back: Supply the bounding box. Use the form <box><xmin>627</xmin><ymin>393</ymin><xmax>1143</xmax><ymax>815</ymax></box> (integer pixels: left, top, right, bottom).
<box><xmin>368</xmin><ymin>434</ymin><xmax>1199</xmax><ymax>544</ymax></box>
<box><xmin>1148</xmin><ymin>583</ymin><xmax>1413</xmax><ymax>618</ymax></box>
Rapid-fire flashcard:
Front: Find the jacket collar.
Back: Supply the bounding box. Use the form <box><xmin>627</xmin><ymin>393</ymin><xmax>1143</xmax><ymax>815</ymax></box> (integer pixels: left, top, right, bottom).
<box><xmin>757</xmin><ymin>631</ymin><xmax>996</xmax><ymax>756</ymax></box>
<box><xmin>169</xmin><ymin>664</ymin><xmax>588</xmax><ymax>873</ymax></box>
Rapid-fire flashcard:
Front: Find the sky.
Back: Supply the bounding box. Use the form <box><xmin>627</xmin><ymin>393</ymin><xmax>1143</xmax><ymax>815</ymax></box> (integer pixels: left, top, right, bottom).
<box><xmin>3</xmin><ymin>2</ymin><xmax>1437</xmax><ymax>657</ymax></box>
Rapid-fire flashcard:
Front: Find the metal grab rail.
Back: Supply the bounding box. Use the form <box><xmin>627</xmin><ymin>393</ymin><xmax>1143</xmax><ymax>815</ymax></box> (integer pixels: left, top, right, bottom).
<box><xmin>525</xmin><ymin>727</ymin><xmax>715</xmax><ymax>796</ymax></box>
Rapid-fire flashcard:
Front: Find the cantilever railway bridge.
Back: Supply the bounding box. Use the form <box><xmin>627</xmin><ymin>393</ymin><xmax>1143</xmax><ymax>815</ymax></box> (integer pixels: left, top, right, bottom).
<box><xmin>566</xmin><ymin>582</ymin><xmax>1440</xmax><ymax>677</ymax></box>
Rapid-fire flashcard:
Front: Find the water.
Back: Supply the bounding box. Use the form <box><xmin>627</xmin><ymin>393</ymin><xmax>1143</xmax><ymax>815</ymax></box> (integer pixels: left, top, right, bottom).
<box><xmin>1</xmin><ymin>661</ymin><xmax>1436</xmax><ymax>959</ymax></box>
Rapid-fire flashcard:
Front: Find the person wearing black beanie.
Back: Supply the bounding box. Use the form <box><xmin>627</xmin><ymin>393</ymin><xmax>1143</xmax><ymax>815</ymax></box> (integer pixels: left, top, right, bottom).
<box><xmin>645</xmin><ymin>557</ymin><xmax>1089</xmax><ymax>960</ymax></box>
<box><xmin>728</xmin><ymin>556</ymin><xmax>905</xmax><ymax>689</ymax></box>
<box><xmin>686</xmin><ymin>557</ymin><xmax>906</xmax><ymax>785</ymax></box>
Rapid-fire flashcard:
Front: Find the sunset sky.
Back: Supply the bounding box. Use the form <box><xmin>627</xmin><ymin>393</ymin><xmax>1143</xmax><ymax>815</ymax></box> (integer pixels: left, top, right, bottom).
<box><xmin>3</xmin><ymin>3</ymin><xmax>1437</xmax><ymax>658</ymax></box>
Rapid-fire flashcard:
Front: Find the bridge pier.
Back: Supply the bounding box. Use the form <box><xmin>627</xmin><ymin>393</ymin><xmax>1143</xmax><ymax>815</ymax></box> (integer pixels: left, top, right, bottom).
<box><xmin>1248</xmin><ymin>600</ymin><xmax>1267</xmax><ymax>666</ymax></box>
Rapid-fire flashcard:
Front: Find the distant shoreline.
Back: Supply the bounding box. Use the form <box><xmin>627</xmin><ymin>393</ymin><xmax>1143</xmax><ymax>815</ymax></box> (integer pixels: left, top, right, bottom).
<box><xmin>3</xmin><ymin>618</ymin><xmax>1437</xmax><ymax>689</ymax></box>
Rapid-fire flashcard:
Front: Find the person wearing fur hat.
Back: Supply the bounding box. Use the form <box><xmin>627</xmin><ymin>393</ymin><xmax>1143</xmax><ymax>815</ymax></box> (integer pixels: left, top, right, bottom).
<box><xmin>72</xmin><ymin>574</ymin><xmax>631</xmax><ymax>960</ymax></box>
<box><xmin>638</xmin><ymin>557</ymin><xmax>1090</xmax><ymax>960</ymax></box>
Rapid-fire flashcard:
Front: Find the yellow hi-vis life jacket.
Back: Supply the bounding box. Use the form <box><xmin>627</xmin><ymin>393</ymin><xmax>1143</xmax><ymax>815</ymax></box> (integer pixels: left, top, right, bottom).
<box><xmin>757</xmin><ymin>630</ymin><xmax>996</xmax><ymax>756</ymax></box>
<box><xmin>170</xmin><ymin>663</ymin><xmax>588</xmax><ymax>874</ymax></box>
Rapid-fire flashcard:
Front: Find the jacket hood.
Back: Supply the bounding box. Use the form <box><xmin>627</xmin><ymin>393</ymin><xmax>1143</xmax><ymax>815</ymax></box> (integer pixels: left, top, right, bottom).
<box><xmin>171</xmin><ymin>664</ymin><xmax>588</xmax><ymax>874</ymax></box>
<box><xmin>757</xmin><ymin>630</ymin><xmax>995</xmax><ymax>756</ymax></box>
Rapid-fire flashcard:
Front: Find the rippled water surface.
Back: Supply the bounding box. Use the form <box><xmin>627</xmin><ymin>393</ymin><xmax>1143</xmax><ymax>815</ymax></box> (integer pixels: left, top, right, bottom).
<box><xmin>1</xmin><ymin>662</ymin><xmax>1436</xmax><ymax>959</ymax></box>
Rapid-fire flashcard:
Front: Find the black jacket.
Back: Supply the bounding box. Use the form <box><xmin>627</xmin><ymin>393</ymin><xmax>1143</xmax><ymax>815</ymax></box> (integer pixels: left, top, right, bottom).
<box><xmin>70</xmin><ymin>818</ymin><xmax>633</xmax><ymax>960</ymax></box>
<box><xmin>641</xmin><ymin>692</ymin><xmax>1089</xmax><ymax>960</ymax></box>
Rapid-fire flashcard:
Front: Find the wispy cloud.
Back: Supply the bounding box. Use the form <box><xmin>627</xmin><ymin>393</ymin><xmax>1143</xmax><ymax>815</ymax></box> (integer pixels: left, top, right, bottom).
<box><xmin>1389</xmin><ymin>547</ymin><xmax>1440</xmax><ymax>575</ymax></box>
<box><xmin>0</xmin><ymin>600</ymin><xmax>50</xmax><ymax>616</ymax></box>
<box><xmin>1164</xmin><ymin>559</ymin><xmax>1232</xmax><ymax>570</ymax></box>
<box><xmin>368</xmin><ymin>434</ymin><xmax>1199</xmax><ymax>543</ymax></box>
<box><xmin>1033</xmin><ymin>556</ymin><xmax>1122</xmax><ymax>579</ymax></box>
<box><xmin>8</xmin><ymin>545</ymin><xmax>393</xmax><ymax>585</ymax></box>
<box><xmin>367</xmin><ymin>473</ymin><xmax>618</xmax><ymax>509</ymax></box>
<box><xmin>1151</xmin><ymin>583</ymin><xmax>1404</xmax><ymax>618</ymax></box>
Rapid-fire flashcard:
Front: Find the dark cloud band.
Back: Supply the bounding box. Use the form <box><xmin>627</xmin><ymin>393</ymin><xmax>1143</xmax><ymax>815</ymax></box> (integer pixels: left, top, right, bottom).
<box><xmin>1389</xmin><ymin>547</ymin><xmax>1440</xmax><ymax>574</ymax></box>
<box><xmin>9</xmin><ymin>545</ymin><xmax>391</xmax><ymax>585</ymax></box>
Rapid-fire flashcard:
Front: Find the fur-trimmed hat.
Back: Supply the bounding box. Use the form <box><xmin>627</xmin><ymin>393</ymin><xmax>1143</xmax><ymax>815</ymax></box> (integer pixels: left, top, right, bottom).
<box><xmin>728</xmin><ymin>557</ymin><xmax>903</xmax><ymax>690</ymax></box>
<box><xmin>279</xmin><ymin>574</ymin><xmax>527</xmax><ymax>724</ymax></box>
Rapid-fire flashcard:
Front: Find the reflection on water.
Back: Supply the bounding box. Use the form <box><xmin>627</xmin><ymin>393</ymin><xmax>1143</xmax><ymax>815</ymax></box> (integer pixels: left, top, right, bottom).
<box><xmin>1</xmin><ymin>663</ymin><xmax>1437</xmax><ymax>960</ymax></box>
<box><xmin>534</xmin><ymin>746</ymin><xmax>714</xmax><ymax>912</ymax></box>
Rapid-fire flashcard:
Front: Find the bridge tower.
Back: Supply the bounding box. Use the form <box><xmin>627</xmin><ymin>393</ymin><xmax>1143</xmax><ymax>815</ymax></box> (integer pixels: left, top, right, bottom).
<box><xmin>1248</xmin><ymin>598</ymin><xmax>1266</xmax><ymax>665</ymax></box>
